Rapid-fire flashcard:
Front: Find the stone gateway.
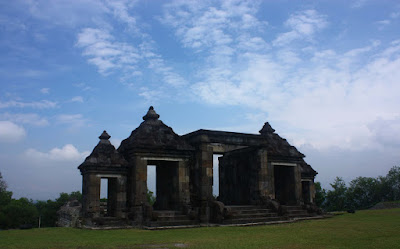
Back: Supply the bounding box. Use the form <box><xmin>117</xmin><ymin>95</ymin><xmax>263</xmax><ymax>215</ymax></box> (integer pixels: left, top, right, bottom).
<box><xmin>77</xmin><ymin>106</ymin><xmax>320</xmax><ymax>228</ymax></box>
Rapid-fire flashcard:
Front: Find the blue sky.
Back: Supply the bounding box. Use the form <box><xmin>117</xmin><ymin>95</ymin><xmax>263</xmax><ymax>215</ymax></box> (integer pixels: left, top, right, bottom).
<box><xmin>0</xmin><ymin>0</ymin><xmax>399</xmax><ymax>200</ymax></box>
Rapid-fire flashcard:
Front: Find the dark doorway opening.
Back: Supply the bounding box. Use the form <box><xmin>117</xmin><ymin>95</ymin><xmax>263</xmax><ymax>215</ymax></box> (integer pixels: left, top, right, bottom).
<box><xmin>148</xmin><ymin>160</ymin><xmax>179</xmax><ymax>210</ymax></box>
<box><xmin>100</xmin><ymin>177</ymin><xmax>118</xmax><ymax>217</ymax></box>
<box><xmin>302</xmin><ymin>181</ymin><xmax>311</xmax><ymax>203</ymax></box>
<box><xmin>274</xmin><ymin>166</ymin><xmax>296</xmax><ymax>205</ymax></box>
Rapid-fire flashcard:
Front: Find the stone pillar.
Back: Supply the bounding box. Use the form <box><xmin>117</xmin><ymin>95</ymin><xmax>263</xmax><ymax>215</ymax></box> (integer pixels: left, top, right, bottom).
<box><xmin>310</xmin><ymin>180</ymin><xmax>316</xmax><ymax>204</ymax></box>
<box><xmin>195</xmin><ymin>143</ymin><xmax>213</xmax><ymax>222</ymax></box>
<box><xmin>116</xmin><ymin>176</ymin><xmax>127</xmax><ymax>218</ymax></box>
<box><xmin>257</xmin><ymin>149</ymin><xmax>271</xmax><ymax>199</ymax></box>
<box><xmin>82</xmin><ymin>173</ymin><xmax>100</xmax><ymax>218</ymax></box>
<box><xmin>294</xmin><ymin>165</ymin><xmax>302</xmax><ymax>205</ymax></box>
<box><xmin>128</xmin><ymin>156</ymin><xmax>147</xmax><ymax>223</ymax></box>
<box><xmin>178</xmin><ymin>160</ymin><xmax>190</xmax><ymax>208</ymax></box>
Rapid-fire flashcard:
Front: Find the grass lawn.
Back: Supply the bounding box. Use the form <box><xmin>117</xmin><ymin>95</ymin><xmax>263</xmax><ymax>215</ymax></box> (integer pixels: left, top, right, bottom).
<box><xmin>1</xmin><ymin>209</ymin><xmax>399</xmax><ymax>249</ymax></box>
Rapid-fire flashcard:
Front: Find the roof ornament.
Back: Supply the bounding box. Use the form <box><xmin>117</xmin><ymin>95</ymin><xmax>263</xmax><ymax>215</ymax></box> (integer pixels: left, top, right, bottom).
<box><xmin>143</xmin><ymin>106</ymin><xmax>160</xmax><ymax>121</ymax></box>
<box><xmin>99</xmin><ymin>130</ymin><xmax>111</xmax><ymax>144</ymax></box>
<box><xmin>259</xmin><ymin>122</ymin><xmax>275</xmax><ymax>135</ymax></box>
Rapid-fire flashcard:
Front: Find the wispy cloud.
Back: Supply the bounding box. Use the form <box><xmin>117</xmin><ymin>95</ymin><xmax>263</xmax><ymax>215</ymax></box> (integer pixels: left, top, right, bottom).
<box><xmin>273</xmin><ymin>10</ymin><xmax>327</xmax><ymax>46</ymax></box>
<box><xmin>56</xmin><ymin>114</ymin><xmax>88</xmax><ymax>128</ymax></box>
<box><xmin>0</xmin><ymin>113</ymin><xmax>49</xmax><ymax>126</ymax></box>
<box><xmin>70</xmin><ymin>96</ymin><xmax>84</xmax><ymax>103</ymax></box>
<box><xmin>40</xmin><ymin>88</ymin><xmax>50</xmax><ymax>94</ymax></box>
<box><xmin>0</xmin><ymin>100</ymin><xmax>57</xmax><ymax>109</ymax></box>
<box><xmin>76</xmin><ymin>28</ymin><xmax>141</xmax><ymax>75</ymax></box>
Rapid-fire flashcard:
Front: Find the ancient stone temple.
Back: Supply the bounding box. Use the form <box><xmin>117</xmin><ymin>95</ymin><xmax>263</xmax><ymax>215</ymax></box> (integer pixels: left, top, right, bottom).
<box><xmin>77</xmin><ymin>106</ymin><xmax>320</xmax><ymax>228</ymax></box>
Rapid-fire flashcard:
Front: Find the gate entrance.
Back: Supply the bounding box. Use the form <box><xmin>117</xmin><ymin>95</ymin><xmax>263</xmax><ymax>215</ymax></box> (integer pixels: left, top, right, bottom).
<box><xmin>274</xmin><ymin>165</ymin><xmax>296</xmax><ymax>205</ymax></box>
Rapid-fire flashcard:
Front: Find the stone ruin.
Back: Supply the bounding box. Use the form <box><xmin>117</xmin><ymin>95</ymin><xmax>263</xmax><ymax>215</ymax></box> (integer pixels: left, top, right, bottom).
<box><xmin>76</xmin><ymin>106</ymin><xmax>321</xmax><ymax>228</ymax></box>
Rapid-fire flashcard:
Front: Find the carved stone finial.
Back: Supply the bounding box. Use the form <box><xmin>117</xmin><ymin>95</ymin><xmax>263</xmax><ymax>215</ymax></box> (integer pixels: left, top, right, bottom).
<box><xmin>259</xmin><ymin>122</ymin><xmax>275</xmax><ymax>135</ymax></box>
<box><xmin>99</xmin><ymin>130</ymin><xmax>111</xmax><ymax>140</ymax></box>
<box><xmin>143</xmin><ymin>106</ymin><xmax>160</xmax><ymax>121</ymax></box>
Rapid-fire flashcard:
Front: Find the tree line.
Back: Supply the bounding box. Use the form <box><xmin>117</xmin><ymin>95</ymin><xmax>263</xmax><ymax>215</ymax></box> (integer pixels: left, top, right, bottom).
<box><xmin>315</xmin><ymin>166</ymin><xmax>400</xmax><ymax>211</ymax></box>
<box><xmin>0</xmin><ymin>172</ymin><xmax>81</xmax><ymax>229</ymax></box>
<box><xmin>1</xmin><ymin>166</ymin><xmax>399</xmax><ymax>229</ymax></box>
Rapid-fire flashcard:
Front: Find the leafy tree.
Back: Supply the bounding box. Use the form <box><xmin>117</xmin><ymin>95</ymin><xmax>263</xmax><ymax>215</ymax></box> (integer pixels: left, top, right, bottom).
<box><xmin>346</xmin><ymin>177</ymin><xmax>380</xmax><ymax>210</ymax></box>
<box><xmin>324</xmin><ymin>177</ymin><xmax>347</xmax><ymax>211</ymax></box>
<box><xmin>0</xmin><ymin>172</ymin><xmax>7</xmax><ymax>192</ymax></box>
<box><xmin>1</xmin><ymin>198</ymin><xmax>38</xmax><ymax>229</ymax></box>
<box><xmin>314</xmin><ymin>182</ymin><xmax>326</xmax><ymax>207</ymax></box>
<box><xmin>147</xmin><ymin>190</ymin><xmax>156</xmax><ymax>206</ymax></box>
<box><xmin>380</xmin><ymin>166</ymin><xmax>400</xmax><ymax>201</ymax></box>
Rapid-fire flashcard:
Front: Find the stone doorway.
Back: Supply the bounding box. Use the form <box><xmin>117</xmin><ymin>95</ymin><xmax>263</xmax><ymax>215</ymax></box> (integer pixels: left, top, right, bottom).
<box><xmin>100</xmin><ymin>177</ymin><xmax>118</xmax><ymax>217</ymax></box>
<box><xmin>274</xmin><ymin>165</ymin><xmax>297</xmax><ymax>205</ymax></box>
<box><xmin>148</xmin><ymin>160</ymin><xmax>180</xmax><ymax>211</ymax></box>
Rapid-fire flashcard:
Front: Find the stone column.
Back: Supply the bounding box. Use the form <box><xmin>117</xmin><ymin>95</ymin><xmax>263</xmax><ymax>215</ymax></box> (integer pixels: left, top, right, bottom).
<box><xmin>195</xmin><ymin>143</ymin><xmax>213</xmax><ymax>222</ymax></box>
<box><xmin>128</xmin><ymin>156</ymin><xmax>147</xmax><ymax>223</ymax></box>
<box><xmin>294</xmin><ymin>165</ymin><xmax>302</xmax><ymax>205</ymax></box>
<box><xmin>310</xmin><ymin>180</ymin><xmax>316</xmax><ymax>204</ymax></box>
<box><xmin>116</xmin><ymin>176</ymin><xmax>127</xmax><ymax>218</ymax></box>
<box><xmin>82</xmin><ymin>173</ymin><xmax>100</xmax><ymax>218</ymax></box>
<box><xmin>178</xmin><ymin>160</ymin><xmax>190</xmax><ymax>208</ymax></box>
<box><xmin>257</xmin><ymin>149</ymin><xmax>271</xmax><ymax>199</ymax></box>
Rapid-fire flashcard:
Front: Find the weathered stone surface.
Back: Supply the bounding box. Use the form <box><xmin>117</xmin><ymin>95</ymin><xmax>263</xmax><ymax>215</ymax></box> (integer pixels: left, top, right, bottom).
<box><xmin>77</xmin><ymin>106</ymin><xmax>318</xmax><ymax>228</ymax></box>
<box><xmin>57</xmin><ymin>200</ymin><xmax>82</xmax><ymax>227</ymax></box>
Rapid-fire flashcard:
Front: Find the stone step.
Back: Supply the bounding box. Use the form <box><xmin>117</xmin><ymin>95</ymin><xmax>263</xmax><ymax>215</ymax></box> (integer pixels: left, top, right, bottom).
<box><xmin>282</xmin><ymin>205</ymin><xmax>304</xmax><ymax>211</ymax></box>
<box><xmin>287</xmin><ymin>213</ymin><xmax>311</xmax><ymax>218</ymax></box>
<box><xmin>226</xmin><ymin>205</ymin><xmax>265</xmax><ymax>211</ymax></box>
<box><xmin>155</xmin><ymin>214</ymin><xmax>193</xmax><ymax>221</ymax></box>
<box><xmin>223</xmin><ymin>216</ymin><xmax>285</xmax><ymax>225</ymax></box>
<box><xmin>231</xmin><ymin>213</ymin><xmax>278</xmax><ymax>219</ymax></box>
<box><xmin>286</xmin><ymin>210</ymin><xmax>308</xmax><ymax>215</ymax></box>
<box><xmin>147</xmin><ymin>219</ymin><xmax>199</xmax><ymax>227</ymax></box>
<box><xmin>238</xmin><ymin>209</ymin><xmax>275</xmax><ymax>215</ymax></box>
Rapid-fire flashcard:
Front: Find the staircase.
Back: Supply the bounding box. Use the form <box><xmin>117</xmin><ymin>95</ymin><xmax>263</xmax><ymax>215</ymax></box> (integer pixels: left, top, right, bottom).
<box><xmin>282</xmin><ymin>205</ymin><xmax>310</xmax><ymax>219</ymax></box>
<box><xmin>222</xmin><ymin>205</ymin><xmax>284</xmax><ymax>225</ymax></box>
<box><xmin>145</xmin><ymin>210</ymin><xmax>199</xmax><ymax>228</ymax></box>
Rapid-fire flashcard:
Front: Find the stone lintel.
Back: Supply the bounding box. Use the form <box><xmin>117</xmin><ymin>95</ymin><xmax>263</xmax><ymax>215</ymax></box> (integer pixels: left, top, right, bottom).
<box><xmin>95</xmin><ymin>174</ymin><xmax>123</xmax><ymax>178</ymax></box>
<box><xmin>271</xmin><ymin>162</ymin><xmax>297</xmax><ymax>167</ymax></box>
<box><xmin>141</xmin><ymin>156</ymin><xmax>186</xmax><ymax>162</ymax></box>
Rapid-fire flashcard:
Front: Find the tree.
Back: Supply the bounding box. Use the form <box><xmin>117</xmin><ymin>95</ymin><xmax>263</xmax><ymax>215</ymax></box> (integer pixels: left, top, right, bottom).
<box><xmin>314</xmin><ymin>182</ymin><xmax>326</xmax><ymax>207</ymax></box>
<box><xmin>0</xmin><ymin>198</ymin><xmax>38</xmax><ymax>229</ymax></box>
<box><xmin>380</xmin><ymin>166</ymin><xmax>400</xmax><ymax>201</ymax></box>
<box><xmin>346</xmin><ymin>177</ymin><xmax>380</xmax><ymax>210</ymax></box>
<box><xmin>0</xmin><ymin>172</ymin><xmax>7</xmax><ymax>192</ymax></box>
<box><xmin>324</xmin><ymin>177</ymin><xmax>347</xmax><ymax>211</ymax></box>
<box><xmin>147</xmin><ymin>190</ymin><xmax>156</xmax><ymax>206</ymax></box>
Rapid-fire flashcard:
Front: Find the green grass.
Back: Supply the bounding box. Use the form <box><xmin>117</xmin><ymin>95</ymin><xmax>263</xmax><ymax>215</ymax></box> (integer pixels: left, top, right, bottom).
<box><xmin>1</xmin><ymin>209</ymin><xmax>400</xmax><ymax>249</ymax></box>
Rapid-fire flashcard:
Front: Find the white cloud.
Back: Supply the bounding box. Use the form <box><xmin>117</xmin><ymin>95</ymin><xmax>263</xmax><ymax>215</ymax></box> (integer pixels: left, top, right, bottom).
<box><xmin>56</xmin><ymin>114</ymin><xmax>88</xmax><ymax>128</ymax></box>
<box><xmin>71</xmin><ymin>96</ymin><xmax>84</xmax><ymax>103</ymax></box>
<box><xmin>0</xmin><ymin>121</ymin><xmax>26</xmax><ymax>142</ymax></box>
<box><xmin>0</xmin><ymin>113</ymin><xmax>48</xmax><ymax>126</ymax></box>
<box><xmin>40</xmin><ymin>88</ymin><xmax>50</xmax><ymax>94</ymax></box>
<box><xmin>76</xmin><ymin>28</ymin><xmax>141</xmax><ymax>75</ymax></box>
<box><xmin>26</xmin><ymin>0</ymin><xmax>109</xmax><ymax>28</ymax></box>
<box><xmin>0</xmin><ymin>99</ymin><xmax>57</xmax><ymax>109</ymax></box>
<box><xmin>273</xmin><ymin>10</ymin><xmax>327</xmax><ymax>46</ymax></box>
<box><xmin>25</xmin><ymin>144</ymin><xmax>89</xmax><ymax>162</ymax></box>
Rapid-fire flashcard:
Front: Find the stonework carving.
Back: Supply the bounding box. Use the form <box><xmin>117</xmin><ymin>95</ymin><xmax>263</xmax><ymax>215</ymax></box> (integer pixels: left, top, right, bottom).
<box><xmin>76</xmin><ymin>106</ymin><xmax>319</xmax><ymax>228</ymax></box>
